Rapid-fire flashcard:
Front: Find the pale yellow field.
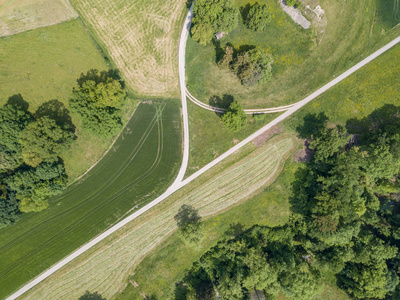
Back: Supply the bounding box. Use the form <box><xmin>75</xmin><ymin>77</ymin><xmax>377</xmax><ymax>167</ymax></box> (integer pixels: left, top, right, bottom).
<box><xmin>0</xmin><ymin>0</ymin><xmax>78</xmax><ymax>37</ymax></box>
<box><xmin>69</xmin><ymin>0</ymin><xmax>187</xmax><ymax>98</ymax></box>
<box><xmin>22</xmin><ymin>133</ymin><xmax>298</xmax><ymax>300</ymax></box>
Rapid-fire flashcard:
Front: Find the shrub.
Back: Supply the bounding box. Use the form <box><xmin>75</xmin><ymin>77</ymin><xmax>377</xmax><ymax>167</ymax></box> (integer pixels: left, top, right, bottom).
<box><xmin>221</xmin><ymin>101</ymin><xmax>247</xmax><ymax>132</ymax></box>
<box><xmin>246</xmin><ymin>3</ymin><xmax>272</xmax><ymax>32</ymax></box>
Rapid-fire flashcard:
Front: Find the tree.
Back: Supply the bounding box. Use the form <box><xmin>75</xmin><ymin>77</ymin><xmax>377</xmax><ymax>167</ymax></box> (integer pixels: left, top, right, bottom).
<box><xmin>218</xmin><ymin>45</ymin><xmax>234</xmax><ymax>68</ymax></box>
<box><xmin>221</xmin><ymin>101</ymin><xmax>247</xmax><ymax>132</ymax></box>
<box><xmin>0</xmin><ymin>186</ymin><xmax>20</xmax><ymax>228</ymax></box>
<box><xmin>174</xmin><ymin>204</ymin><xmax>204</xmax><ymax>247</ymax></box>
<box><xmin>246</xmin><ymin>3</ymin><xmax>272</xmax><ymax>32</ymax></box>
<box><xmin>20</xmin><ymin>116</ymin><xmax>75</xmax><ymax>167</ymax></box>
<box><xmin>192</xmin><ymin>0</ymin><xmax>239</xmax><ymax>44</ymax></box>
<box><xmin>191</xmin><ymin>23</ymin><xmax>214</xmax><ymax>46</ymax></box>
<box><xmin>0</xmin><ymin>103</ymin><xmax>31</xmax><ymax>171</ymax></box>
<box><xmin>69</xmin><ymin>69</ymin><xmax>126</xmax><ymax>137</ymax></box>
<box><xmin>79</xmin><ymin>291</ymin><xmax>106</xmax><ymax>300</ymax></box>
<box><xmin>231</xmin><ymin>47</ymin><xmax>273</xmax><ymax>86</ymax></box>
<box><xmin>285</xmin><ymin>0</ymin><xmax>298</xmax><ymax>7</ymax></box>
<box><xmin>5</xmin><ymin>160</ymin><xmax>68</xmax><ymax>212</ymax></box>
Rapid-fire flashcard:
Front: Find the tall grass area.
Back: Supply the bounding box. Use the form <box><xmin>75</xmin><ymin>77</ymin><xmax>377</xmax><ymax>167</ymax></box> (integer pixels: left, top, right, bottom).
<box><xmin>186</xmin><ymin>0</ymin><xmax>400</xmax><ymax>108</ymax></box>
<box><xmin>116</xmin><ymin>29</ymin><xmax>400</xmax><ymax>300</ymax></box>
<box><xmin>0</xmin><ymin>101</ymin><xmax>182</xmax><ymax>300</ymax></box>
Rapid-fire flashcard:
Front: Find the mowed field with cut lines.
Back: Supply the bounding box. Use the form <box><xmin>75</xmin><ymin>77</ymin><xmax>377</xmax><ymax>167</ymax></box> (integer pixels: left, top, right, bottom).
<box><xmin>21</xmin><ymin>134</ymin><xmax>298</xmax><ymax>300</ymax></box>
<box><xmin>0</xmin><ymin>101</ymin><xmax>182</xmax><ymax>299</ymax></box>
<box><xmin>69</xmin><ymin>0</ymin><xmax>188</xmax><ymax>98</ymax></box>
<box><xmin>0</xmin><ymin>0</ymin><xmax>78</xmax><ymax>37</ymax></box>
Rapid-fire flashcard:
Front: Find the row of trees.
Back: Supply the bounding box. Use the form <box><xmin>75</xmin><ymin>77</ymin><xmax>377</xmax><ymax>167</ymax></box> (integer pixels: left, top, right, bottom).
<box><xmin>0</xmin><ymin>69</ymin><xmax>127</xmax><ymax>228</ymax></box>
<box><xmin>178</xmin><ymin>106</ymin><xmax>400</xmax><ymax>299</ymax></box>
<box><xmin>218</xmin><ymin>46</ymin><xmax>274</xmax><ymax>86</ymax></box>
<box><xmin>191</xmin><ymin>0</ymin><xmax>275</xmax><ymax>45</ymax></box>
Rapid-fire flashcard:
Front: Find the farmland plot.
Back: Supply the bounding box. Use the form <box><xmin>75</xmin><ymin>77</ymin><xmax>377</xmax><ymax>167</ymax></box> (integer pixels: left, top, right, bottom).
<box><xmin>21</xmin><ymin>134</ymin><xmax>297</xmax><ymax>300</ymax></box>
<box><xmin>69</xmin><ymin>0</ymin><xmax>188</xmax><ymax>98</ymax></box>
<box><xmin>0</xmin><ymin>0</ymin><xmax>78</xmax><ymax>36</ymax></box>
<box><xmin>0</xmin><ymin>101</ymin><xmax>182</xmax><ymax>299</ymax></box>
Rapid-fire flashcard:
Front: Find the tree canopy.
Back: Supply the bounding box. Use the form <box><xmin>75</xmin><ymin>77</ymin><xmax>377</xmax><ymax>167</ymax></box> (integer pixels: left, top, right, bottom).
<box><xmin>221</xmin><ymin>101</ymin><xmax>247</xmax><ymax>132</ymax></box>
<box><xmin>20</xmin><ymin>116</ymin><xmax>75</xmax><ymax>167</ymax></box>
<box><xmin>69</xmin><ymin>69</ymin><xmax>126</xmax><ymax>137</ymax></box>
<box><xmin>246</xmin><ymin>3</ymin><xmax>272</xmax><ymax>32</ymax></box>
<box><xmin>174</xmin><ymin>204</ymin><xmax>204</xmax><ymax>247</ymax></box>
<box><xmin>192</xmin><ymin>0</ymin><xmax>239</xmax><ymax>45</ymax></box>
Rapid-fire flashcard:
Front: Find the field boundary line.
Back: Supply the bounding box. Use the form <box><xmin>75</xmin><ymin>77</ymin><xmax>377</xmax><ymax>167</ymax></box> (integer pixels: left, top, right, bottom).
<box><xmin>5</xmin><ymin>5</ymin><xmax>400</xmax><ymax>300</ymax></box>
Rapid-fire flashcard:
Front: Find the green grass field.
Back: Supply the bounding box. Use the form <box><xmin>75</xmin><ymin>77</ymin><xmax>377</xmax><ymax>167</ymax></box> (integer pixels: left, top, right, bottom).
<box><xmin>21</xmin><ymin>133</ymin><xmax>297</xmax><ymax>299</ymax></box>
<box><xmin>0</xmin><ymin>19</ymin><xmax>107</xmax><ymax>110</ymax></box>
<box><xmin>186</xmin><ymin>0</ymin><xmax>400</xmax><ymax>108</ymax></box>
<box><xmin>117</xmin><ymin>158</ymin><xmax>297</xmax><ymax>299</ymax></box>
<box><xmin>186</xmin><ymin>100</ymin><xmax>281</xmax><ymax>176</ymax></box>
<box><xmin>0</xmin><ymin>101</ymin><xmax>182</xmax><ymax>299</ymax></box>
<box><xmin>115</xmin><ymin>23</ymin><xmax>400</xmax><ymax>300</ymax></box>
<box><xmin>285</xmin><ymin>43</ymin><xmax>400</xmax><ymax>129</ymax></box>
<box><xmin>0</xmin><ymin>19</ymin><xmax>125</xmax><ymax>181</ymax></box>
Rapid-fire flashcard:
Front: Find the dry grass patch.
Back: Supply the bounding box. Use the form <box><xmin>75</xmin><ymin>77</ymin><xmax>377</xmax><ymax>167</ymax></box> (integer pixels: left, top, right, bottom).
<box><xmin>0</xmin><ymin>0</ymin><xmax>78</xmax><ymax>37</ymax></box>
<box><xmin>70</xmin><ymin>0</ymin><xmax>188</xmax><ymax>98</ymax></box>
<box><xmin>21</xmin><ymin>133</ymin><xmax>298</xmax><ymax>300</ymax></box>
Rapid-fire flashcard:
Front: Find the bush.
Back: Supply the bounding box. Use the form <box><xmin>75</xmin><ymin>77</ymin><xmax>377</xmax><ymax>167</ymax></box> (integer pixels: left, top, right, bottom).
<box><xmin>221</xmin><ymin>101</ymin><xmax>247</xmax><ymax>132</ymax></box>
<box><xmin>246</xmin><ymin>3</ymin><xmax>272</xmax><ymax>32</ymax></box>
<box><xmin>174</xmin><ymin>204</ymin><xmax>204</xmax><ymax>247</ymax></box>
<box><xmin>285</xmin><ymin>0</ymin><xmax>299</xmax><ymax>7</ymax></box>
<box><xmin>192</xmin><ymin>0</ymin><xmax>239</xmax><ymax>45</ymax></box>
<box><xmin>69</xmin><ymin>69</ymin><xmax>126</xmax><ymax>137</ymax></box>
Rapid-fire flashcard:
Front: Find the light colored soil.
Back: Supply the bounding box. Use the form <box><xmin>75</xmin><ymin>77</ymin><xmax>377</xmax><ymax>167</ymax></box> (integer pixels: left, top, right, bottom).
<box><xmin>252</xmin><ymin>125</ymin><xmax>283</xmax><ymax>147</ymax></box>
<box><xmin>0</xmin><ymin>0</ymin><xmax>78</xmax><ymax>37</ymax></box>
<box><xmin>21</xmin><ymin>134</ymin><xmax>297</xmax><ymax>300</ymax></box>
<box><xmin>70</xmin><ymin>0</ymin><xmax>187</xmax><ymax>98</ymax></box>
<box><xmin>280</xmin><ymin>0</ymin><xmax>311</xmax><ymax>29</ymax></box>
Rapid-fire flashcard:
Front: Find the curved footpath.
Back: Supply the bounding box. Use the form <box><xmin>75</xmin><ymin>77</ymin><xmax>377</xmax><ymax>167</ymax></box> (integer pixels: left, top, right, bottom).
<box><xmin>6</xmin><ymin>4</ymin><xmax>400</xmax><ymax>299</ymax></box>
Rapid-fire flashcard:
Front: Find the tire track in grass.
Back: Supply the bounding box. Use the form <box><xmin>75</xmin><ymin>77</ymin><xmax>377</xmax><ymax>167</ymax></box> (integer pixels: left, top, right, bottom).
<box><xmin>21</xmin><ymin>135</ymin><xmax>296</xmax><ymax>299</ymax></box>
<box><xmin>0</xmin><ymin>104</ymin><xmax>167</xmax><ymax>280</ymax></box>
<box><xmin>0</xmin><ymin>104</ymin><xmax>159</xmax><ymax>254</ymax></box>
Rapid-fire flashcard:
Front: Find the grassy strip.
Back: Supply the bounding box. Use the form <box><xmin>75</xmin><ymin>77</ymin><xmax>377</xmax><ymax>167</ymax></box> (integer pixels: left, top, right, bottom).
<box><xmin>0</xmin><ymin>101</ymin><xmax>182</xmax><ymax>300</ymax></box>
<box><xmin>21</xmin><ymin>134</ymin><xmax>298</xmax><ymax>300</ymax></box>
<box><xmin>186</xmin><ymin>0</ymin><xmax>400</xmax><ymax>108</ymax></box>
<box><xmin>186</xmin><ymin>99</ymin><xmax>281</xmax><ymax>176</ymax></box>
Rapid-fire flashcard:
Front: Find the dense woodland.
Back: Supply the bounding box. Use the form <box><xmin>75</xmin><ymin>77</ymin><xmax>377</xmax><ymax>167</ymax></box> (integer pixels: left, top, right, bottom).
<box><xmin>181</xmin><ymin>105</ymin><xmax>400</xmax><ymax>299</ymax></box>
<box><xmin>0</xmin><ymin>69</ymin><xmax>126</xmax><ymax>228</ymax></box>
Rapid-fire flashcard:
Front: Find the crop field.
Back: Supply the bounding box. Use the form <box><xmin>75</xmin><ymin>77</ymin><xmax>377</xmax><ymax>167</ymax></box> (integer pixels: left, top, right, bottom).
<box><xmin>0</xmin><ymin>101</ymin><xmax>182</xmax><ymax>300</ymax></box>
<box><xmin>0</xmin><ymin>0</ymin><xmax>78</xmax><ymax>37</ymax></box>
<box><xmin>21</xmin><ymin>134</ymin><xmax>298</xmax><ymax>300</ymax></box>
<box><xmin>69</xmin><ymin>0</ymin><xmax>188</xmax><ymax>98</ymax></box>
<box><xmin>186</xmin><ymin>0</ymin><xmax>400</xmax><ymax>108</ymax></box>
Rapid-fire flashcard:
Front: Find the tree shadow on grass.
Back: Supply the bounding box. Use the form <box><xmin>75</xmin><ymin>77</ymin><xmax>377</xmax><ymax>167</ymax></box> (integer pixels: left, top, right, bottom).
<box><xmin>173</xmin><ymin>282</ymin><xmax>187</xmax><ymax>300</ymax></box>
<box><xmin>346</xmin><ymin>104</ymin><xmax>400</xmax><ymax>134</ymax></box>
<box><xmin>295</xmin><ymin>112</ymin><xmax>329</xmax><ymax>139</ymax></box>
<box><xmin>35</xmin><ymin>99</ymin><xmax>76</xmax><ymax>133</ymax></box>
<box><xmin>213</xmin><ymin>39</ymin><xmax>225</xmax><ymax>63</ymax></box>
<box><xmin>7</xmin><ymin>94</ymin><xmax>30</xmax><ymax>113</ymax></box>
<box><xmin>240</xmin><ymin>3</ymin><xmax>252</xmax><ymax>23</ymax></box>
<box><xmin>77</xmin><ymin>69</ymin><xmax>125</xmax><ymax>89</ymax></box>
<box><xmin>209</xmin><ymin>94</ymin><xmax>234</xmax><ymax>117</ymax></box>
